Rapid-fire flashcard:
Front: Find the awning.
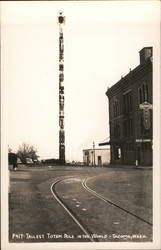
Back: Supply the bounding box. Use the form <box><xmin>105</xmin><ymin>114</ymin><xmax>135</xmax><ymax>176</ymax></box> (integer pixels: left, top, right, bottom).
<box><xmin>99</xmin><ymin>141</ymin><xmax>110</xmax><ymax>146</ymax></box>
<box><xmin>99</xmin><ymin>140</ymin><xmax>127</xmax><ymax>146</ymax></box>
<box><xmin>99</xmin><ymin>140</ymin><xmax>120</xmax><ymax>146</ymax></box>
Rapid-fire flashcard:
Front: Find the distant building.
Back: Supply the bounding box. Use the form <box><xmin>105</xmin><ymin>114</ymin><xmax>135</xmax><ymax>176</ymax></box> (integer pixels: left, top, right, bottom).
<box><xmin>100</xmin><ymin>47</ymin><xmax>153</xmax><ymax>166</ymax></box>
<box><xmin>83</xmin><ymin>148</ymin><xmax>110</xmax><ymax>166</ymax></box>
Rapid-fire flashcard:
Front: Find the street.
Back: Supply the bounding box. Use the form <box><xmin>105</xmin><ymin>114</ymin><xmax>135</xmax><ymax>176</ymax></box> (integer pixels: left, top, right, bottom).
<box><xmin>9</xmin><ymin>165</ymin><xmax>152</xmax><ymax>242</ymax></box>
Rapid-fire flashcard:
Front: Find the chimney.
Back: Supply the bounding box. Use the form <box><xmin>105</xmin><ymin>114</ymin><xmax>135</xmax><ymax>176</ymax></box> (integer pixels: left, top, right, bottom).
<box><xmin>139</xmin><ymin>47</ymin><xmax>153</xmax><ymax>64</ymax></box>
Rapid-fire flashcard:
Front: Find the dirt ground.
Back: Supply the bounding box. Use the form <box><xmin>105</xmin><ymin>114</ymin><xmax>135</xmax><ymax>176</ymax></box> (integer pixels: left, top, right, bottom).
<box><xmin>8</xmin><ymin>165</ymin><xmax>152</xmax><ymax>243</ymax></box>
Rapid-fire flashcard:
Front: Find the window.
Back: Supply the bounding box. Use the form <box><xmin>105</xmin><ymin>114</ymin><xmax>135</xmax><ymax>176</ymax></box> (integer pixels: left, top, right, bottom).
<box><xmin>123</xmin><ymin>91</ymin><xmax>133</xmax><ymax>114</ymax></box>
<box><xmin>114</xmin><ymin>122</ymin><xmax>120</xmax><ymax>138</ymax></box>
<box><xmin>129</xmin><ymin>119</ymin><xmax>133</xmax><ymax>136</ymax></box>
<box><xmin>138</xmin><ymin>83</ymin><xmax>149</xmax><ymax>104</ymax></box>
<box><xmin>139</xmin><ymin>88</ymin><xmax>142</xmax><ymax>104</ymax></box>
<box><xmin>113</xmin><ymin>100</ymin><xmax>119</xmax><ymax>117</ymax></box>
<box><xmin>123</xmin><ymin>118</ymin><xmax>133</xmax><ymax>137</ymax></box>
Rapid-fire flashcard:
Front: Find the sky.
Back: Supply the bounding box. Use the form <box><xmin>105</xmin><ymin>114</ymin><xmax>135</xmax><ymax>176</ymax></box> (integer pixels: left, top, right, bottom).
<box><xmin>1</xmin><ymin>1</ymin><xmax>160</xmax><ymax>162</ymax></box>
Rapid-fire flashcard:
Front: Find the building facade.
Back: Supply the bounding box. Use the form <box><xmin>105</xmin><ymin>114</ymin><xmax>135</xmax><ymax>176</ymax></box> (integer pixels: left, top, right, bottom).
<box><xmin>83</xmin><ymin>148</ymin><xmax>110</xmax><ymax>166</ymax></box>
<box><xmin>105</xmin><ymin>47</ymin><xmax>153</xmax><ymax>166</ymax></box>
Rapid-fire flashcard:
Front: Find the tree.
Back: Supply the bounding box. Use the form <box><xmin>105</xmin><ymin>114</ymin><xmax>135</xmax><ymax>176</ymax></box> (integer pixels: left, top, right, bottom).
<box><xmin>28</xmin><ymin>145</ymin><xmax>39</xmax><ymax>163</ymax></box>
<box><xmin>17</xmin><ymin>143</ymin><xmax>39</xmax><ymax>164</ymax></box>
<box><xmin>8</xmin><ymin>146</ymin><xmax>12</xmax><ymax>153</ymax></box>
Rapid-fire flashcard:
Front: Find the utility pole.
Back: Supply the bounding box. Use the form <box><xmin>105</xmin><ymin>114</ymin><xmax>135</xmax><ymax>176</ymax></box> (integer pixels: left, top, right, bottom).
<box><xmin>93</xmin><ymin>141</ymin><xmax>95</xmax><ymax>167</ymax></box>
<box><xmin>58</xmin><ymin>11</ymin><xmax>65</xmax><ymax>164</ymax></box>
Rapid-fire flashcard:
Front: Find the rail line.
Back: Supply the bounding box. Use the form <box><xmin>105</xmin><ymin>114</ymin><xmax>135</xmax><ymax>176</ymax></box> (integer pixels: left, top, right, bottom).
<box><xmin>82</xmin><ymin>177</ymin><xmax>152</xmax><ymax>227</ymax></box>
<box><xmin>50</xmin><ymin>178</ymin><xmax>95</xmax><ymax>242</ymax></box>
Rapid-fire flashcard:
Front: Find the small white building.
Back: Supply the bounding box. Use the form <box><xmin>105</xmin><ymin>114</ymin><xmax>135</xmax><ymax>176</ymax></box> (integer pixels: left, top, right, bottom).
<box><xmin>83</xmin><ymin>148</ymin><xmax>110</xmax><ymax>166</ymax></box>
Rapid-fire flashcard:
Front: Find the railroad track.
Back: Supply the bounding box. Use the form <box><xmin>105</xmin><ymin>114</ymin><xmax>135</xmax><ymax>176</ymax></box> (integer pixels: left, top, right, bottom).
<box><xmin>51</xmin><ymin>176</ymin><xmax>152</xmax><ymax>243</ymax></box>
<box><xmin>50</xmin><ymin>178</ymin><xmax>95</xmax><ymax>242</ymax></box>
<box><xmin>82</xmin><ymin>177</ymin><xmax>152</xmax><ymax>227</ymax></box>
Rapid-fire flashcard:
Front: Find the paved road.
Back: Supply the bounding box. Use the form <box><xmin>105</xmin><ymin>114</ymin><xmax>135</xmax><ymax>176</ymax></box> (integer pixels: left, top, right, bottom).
<box><xmin>9</xmin><ymin>165</ymin><xmax>152</xmax><ymax>242</ymax></box>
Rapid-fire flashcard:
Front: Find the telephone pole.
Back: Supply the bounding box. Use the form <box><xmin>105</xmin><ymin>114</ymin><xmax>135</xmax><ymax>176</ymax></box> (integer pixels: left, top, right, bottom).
<box><xmin>58</xmin><ymin>11</ymin><xmax>65</xmax><ymax>164</ymax></box>
<box><xmin>93</xmin><ymin>141</ymin><xmax>95</xmax><ymax>166</ymax></box>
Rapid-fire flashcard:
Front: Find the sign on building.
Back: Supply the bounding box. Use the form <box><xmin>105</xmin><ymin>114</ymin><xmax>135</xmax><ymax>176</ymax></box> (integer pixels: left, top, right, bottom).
<box><xmin>139</xmin><ymin>101</ymin><xmax>152</xmax><ymax>130</ymax></box>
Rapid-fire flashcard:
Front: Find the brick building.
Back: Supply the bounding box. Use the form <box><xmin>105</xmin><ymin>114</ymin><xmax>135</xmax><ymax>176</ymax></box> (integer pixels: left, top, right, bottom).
<box><xmin>100</xmin><ymin>47</ymin><xmax>153</xmax><ymax>166</ymax></box>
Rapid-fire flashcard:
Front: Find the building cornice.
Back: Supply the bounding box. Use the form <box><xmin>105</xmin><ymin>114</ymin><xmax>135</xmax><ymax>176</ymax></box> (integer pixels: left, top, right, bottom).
<box><xmin>106</xmin><ymin>58</ymin><xmax>152</xmax><ymax>99</ymax></box>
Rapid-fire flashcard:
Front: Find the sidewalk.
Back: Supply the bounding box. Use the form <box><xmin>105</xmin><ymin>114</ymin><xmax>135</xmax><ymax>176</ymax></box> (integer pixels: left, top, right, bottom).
<box><xmin>107</xmin><ymin>164</ymin><xmax>152</xmax><ymax>170</ymax></box>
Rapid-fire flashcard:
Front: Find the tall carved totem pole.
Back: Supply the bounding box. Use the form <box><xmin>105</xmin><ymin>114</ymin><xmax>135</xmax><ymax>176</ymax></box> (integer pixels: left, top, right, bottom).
<box><xmin>58</xmin><ymin>12</ymin><xmax>65</xmax><ymax>164</ymax></box>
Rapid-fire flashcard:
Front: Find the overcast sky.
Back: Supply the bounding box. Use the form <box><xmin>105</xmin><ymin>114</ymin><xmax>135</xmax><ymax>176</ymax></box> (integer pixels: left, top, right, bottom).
<box><xmin>1</xmin><ymin>1</ymin><xmax>160</xmax><ymax>161</ymax></box>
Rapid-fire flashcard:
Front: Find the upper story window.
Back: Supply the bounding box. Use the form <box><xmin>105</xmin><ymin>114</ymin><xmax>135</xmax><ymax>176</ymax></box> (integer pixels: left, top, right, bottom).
<box><xmin>113</xmin><ymin>100</ymin><xmax>119</xmax><ymax>117</ymax></box>
<box><xmin>123</xmin><ymin>91</ymin><xmax>133</xmax><ymax>114</ymax></box>
<box><xmin>114</xmin><ymin>122</ymin><xmax>120</xmax><ymax>138</ymax></box>
<box><xmin>123</xmin><ymin>118</ymin><xmax>133</xmax><ymax>137</ymax></box>
<box><xmin>138</xmin><ymin>82</ymin><xmax>149</xmax><ymax>104</ymax></box>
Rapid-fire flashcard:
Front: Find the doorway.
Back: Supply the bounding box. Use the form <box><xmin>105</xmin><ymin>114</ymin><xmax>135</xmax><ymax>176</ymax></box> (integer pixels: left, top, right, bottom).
<box><xmin>98</xmin><ymin>156</ymin><xmax>102</xmax><ymax>166</ymax></box>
